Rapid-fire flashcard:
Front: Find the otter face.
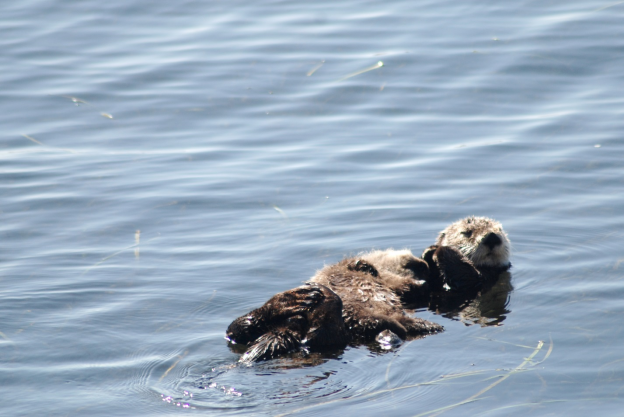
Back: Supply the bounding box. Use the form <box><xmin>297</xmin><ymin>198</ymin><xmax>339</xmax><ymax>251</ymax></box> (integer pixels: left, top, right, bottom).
<box><xmin>436</xmin><ymin>216</ymin><xmax>510</xmax><ymax>268</ymax></box>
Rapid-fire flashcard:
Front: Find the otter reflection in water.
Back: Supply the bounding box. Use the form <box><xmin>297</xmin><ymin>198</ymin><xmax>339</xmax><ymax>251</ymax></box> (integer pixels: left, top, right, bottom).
<box><xmin>226</xmin><ymin>216</ymin><xmax>512</xmax><ymax>362</ymax></box>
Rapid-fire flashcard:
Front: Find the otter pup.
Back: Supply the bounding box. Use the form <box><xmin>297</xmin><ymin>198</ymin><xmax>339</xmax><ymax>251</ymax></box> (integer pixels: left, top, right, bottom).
<box><xmin>226</xmin><ymin>216</ymin><xmax>511</xmax><ymax>362</ymax></box>
<box><xmin>227</xmin><ymin>258</ymin><xmax>439</xmax><ymax>363</ymax></box>
<box><xmin>309</xmin><ymin>258</ymin><xmax>441</xmax><ymax>343</ymax></box>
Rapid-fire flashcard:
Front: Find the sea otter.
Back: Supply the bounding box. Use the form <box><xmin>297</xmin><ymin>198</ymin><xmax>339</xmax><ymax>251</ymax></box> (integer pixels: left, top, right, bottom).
<box><xmin>423</xmin><ymin>216</ymin><xmax>511</xmax><ymax>292</ymax></box>
<box><xmin>226</xmin><ymin>216</ymin><xmax>511</xmax><ymax>362</ymax></box>
<box><xmin>422</xmin><ymin>216</ymin><xmax>513</xmax><ymax>324</ymax></box>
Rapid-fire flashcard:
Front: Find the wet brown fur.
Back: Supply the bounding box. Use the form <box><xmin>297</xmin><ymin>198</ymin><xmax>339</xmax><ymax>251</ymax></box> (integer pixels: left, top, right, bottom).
<box><xmin>226</xmin><ymin>283</ymin><xmax>347</xmax><ymax>362</ymax></box>
<box><xmin>310</xmin><ymin>259</ymin><xmax>441</xmax><ymax>342</ymax></box>
<box><xmin>226</xmin><ymin>216</ymin><xmax>511</xmax><ymax>362</ymax></box>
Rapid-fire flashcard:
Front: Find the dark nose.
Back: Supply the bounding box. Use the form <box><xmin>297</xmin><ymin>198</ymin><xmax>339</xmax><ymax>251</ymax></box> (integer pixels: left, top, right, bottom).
<box><xmin>483</xmin><ymin>232</ymin><xmax>502</xmax><ymax>249</ymax></box>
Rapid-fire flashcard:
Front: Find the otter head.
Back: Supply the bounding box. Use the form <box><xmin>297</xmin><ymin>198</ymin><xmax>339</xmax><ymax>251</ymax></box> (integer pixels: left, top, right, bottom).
<box><xmin>436</xmin><ymin>216</ymin><xmax>511</xmax><ymax>268</ymax></box>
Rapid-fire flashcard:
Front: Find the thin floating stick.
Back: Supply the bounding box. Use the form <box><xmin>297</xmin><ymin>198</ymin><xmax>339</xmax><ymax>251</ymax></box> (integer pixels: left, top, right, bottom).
<box><xmin>273</xmin><ymin>205</ymin><xmax>288</xmax><ymax>220</ymax></box>
<box><xmin>307</xmin><ymin>60</ymin><xmax>325</xmax><ymax>76</ymax></box>
<box><xmin>277</xmin><ymin>339</ymin><xmax>551</xmax><ymax>417</ymax></box>
<box><xmin>21</xmin><ymin>134</ymin><xmax>44</xmax><ymax>145</ymax></box>
<box><xmin>54</xmin><ymin>94</ymin><xmax>114</xmax><ymax>119</ymax></box>
<box><xmin>275</xmin><ymin>369</ymin><xmax>488</xmax><ymax>417</ymax></box>
<box><xmin>81</xmin><ymin>235</ymin><xmax>160</xmax><ymax>276</ymax></box>
<box><xmin>134</xmin><ymin>230</ymin><xmax>141</xmax><ymax>258</ymax></box>
<box><xmin>413</xmin><ymin>399</ymin><xmax>483</xmax><ymax>417</ymax></box>
<box><xmin>595</xmin><ymin>1</ymin><xmax>624</xmax><ymax>11</ymax></box>
<box><xmin>60</xmin><ymin>95</ymin><xmax>89</xmax><ymax>104</ymax></box>
<box><xmin>338</xmin><ymin>61</ymin><xmax>384</xmax><ymax>81</ymax></box>
<box><xmin>159</xmin><ymin>350</ymin><xmax>189</xmax><ymax>381</ymax></box>
<box><xmin>385</xmin><ymin>339</ymin><xmax>414</xmax><ymax>388</ymax></box>
<box><xmin>386</xmin><ymin>341</ymin><xmax>405</xmax><ymax>387</ymax></box>
<box><xmin>423</xmin><ymin>340</ymin><xmax>546</xmax><ymax>417</ymax></box>
<box><xmin>21</xmin><ymin>134</ymin><xmax>78</xmax><ymax>154</ymax></box>
<box><xmin>471</xmin><ymin>336</ymin><xmax>538</xmax><ymax>350</ymax></box>
<box><xmin>535</xmin><ymin>334</ymin><xmax>553</xmax><ymax>365</ymax></box>
<box><xmin>438</xmin><ymin>370</ymin><xmax>491</xmax><ymax>380</ymax></box>
<box><xmin>478</xmin><ymin>398</ymin><xmax>607</xmax><ymax>415</ymax></box>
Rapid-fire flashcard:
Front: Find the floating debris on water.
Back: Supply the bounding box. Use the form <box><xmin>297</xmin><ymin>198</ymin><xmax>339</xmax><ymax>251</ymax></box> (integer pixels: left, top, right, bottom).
<box><xmin>21</xmin><ymin>134</ymin><xmax>44</xmax><ymax>145</ymax></box>
<box><xmin>134</xmin><ymin>230</ymin><xmax>141</xmax><ymax>258</ymax></box>
<box><xmin>307</xmin><ymin>60</ymin><xmax>325</xmax><ymax>76</ymax></box>
<box><xmin>339</xmin><ymin>61</ymin><xmax>384</xmax><ymax>81</ymax></box>
<box><xmin>60</xmin><ymin>95</ymin><xmax>88</xmax><ymax>105</ymax></box>
<box><xmin>273</xmin><ymin>205</ymin><xmax>288</xmax><ymax>219</ymax></box>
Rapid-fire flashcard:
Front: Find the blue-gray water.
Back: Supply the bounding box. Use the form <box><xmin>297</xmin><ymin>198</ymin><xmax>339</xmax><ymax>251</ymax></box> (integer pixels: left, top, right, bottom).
<box><xmin>2</xmin><ymin>0</ymin><xmax>624</xmax><ymax>415</ymax></box>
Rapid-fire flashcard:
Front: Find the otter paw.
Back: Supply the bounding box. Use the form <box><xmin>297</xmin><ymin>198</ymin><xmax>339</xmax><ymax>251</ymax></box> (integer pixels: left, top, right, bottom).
<box><xmin>434</xmin><ymin>246</ymin><xmax>482</xmax><ymax>292</ymax></box>
<box><xmin>400</xmin><ymin>255</ymin><xmax>430</xmax><ymax>280</ymax></box>
<box><xmin>422</xmin><ymin>245</ymin><xmax>443</xmax><ymax>290</ymax></box>
<box><xmin>347</xmin><ymin>259</ymin><xmax>379</xmax><ymax>277</ymax></box>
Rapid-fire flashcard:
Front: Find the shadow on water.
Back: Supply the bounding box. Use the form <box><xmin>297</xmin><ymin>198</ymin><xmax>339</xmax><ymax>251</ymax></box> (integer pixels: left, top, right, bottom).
<box><xmin>429</xmin><ymin>271</ymin><xmax>514</xmax><ymax>327</ymax></box>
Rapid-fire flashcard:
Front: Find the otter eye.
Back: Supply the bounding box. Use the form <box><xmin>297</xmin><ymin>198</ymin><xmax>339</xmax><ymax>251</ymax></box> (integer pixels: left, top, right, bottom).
<box><xmin>461</xmin><ymin>230</ymin><xmax>472</xmax><ymax>238</ymax></box>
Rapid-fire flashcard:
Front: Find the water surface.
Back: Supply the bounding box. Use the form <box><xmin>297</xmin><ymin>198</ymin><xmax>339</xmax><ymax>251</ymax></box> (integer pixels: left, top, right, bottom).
<box><xmin>2</xmin><ymin>0</ymin><xmax>624</xmax><ymax>415</ymax></box>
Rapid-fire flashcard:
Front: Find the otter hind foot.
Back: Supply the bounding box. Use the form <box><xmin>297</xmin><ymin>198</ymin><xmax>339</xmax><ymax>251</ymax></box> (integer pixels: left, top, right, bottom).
<box><xmin>398</xmin><ymin>315</ymin><xmax>444</xmax><ymax>336</ymax></box>
<box><xmin>373</xmin><ymin>317</ymin><xmax>443</xmax><ymax>350</ymax></box>
<box><xmin>228</xmin><ymin>284</ymin><xmax>347</xmax><ymax>363</ymax></box>
<box><xmin>225</xmin><ymin>284</ymin><xmax>322</xmax><ymax>347</ymax></box>
<box><xmin>240</xmin><ymin>329</ymin><xmax>302</xmax><ymax>363</ymax></box>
